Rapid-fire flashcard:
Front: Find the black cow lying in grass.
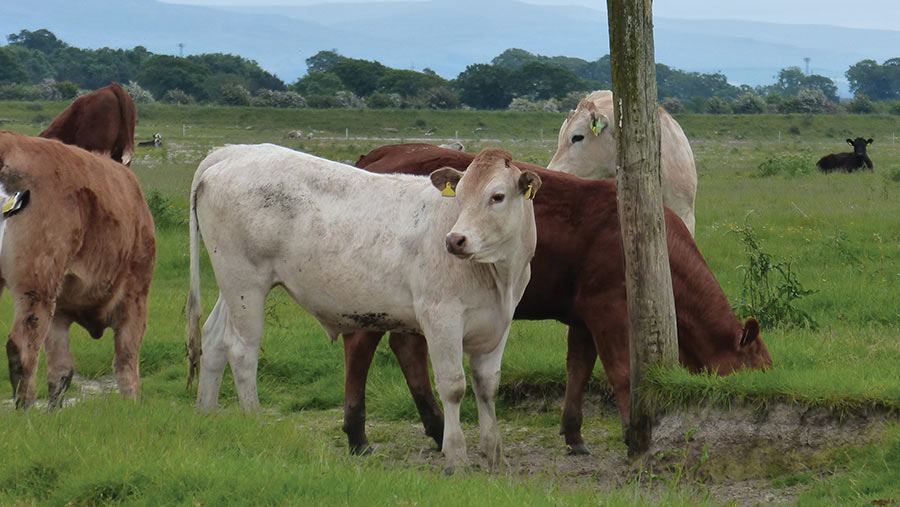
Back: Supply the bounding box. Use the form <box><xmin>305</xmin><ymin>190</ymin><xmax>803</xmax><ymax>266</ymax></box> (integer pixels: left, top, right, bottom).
<box><xmin>817</xmin><ymin>137</ymin><xmax>874</xmax><ymax>173</ymax></box>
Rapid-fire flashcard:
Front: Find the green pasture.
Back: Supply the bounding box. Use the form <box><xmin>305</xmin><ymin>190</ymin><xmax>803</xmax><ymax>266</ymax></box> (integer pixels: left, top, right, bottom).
<box><xmin>0</xmin><ymin>103</ymin><xmax>900</xmax><ymax>504</ymax></box>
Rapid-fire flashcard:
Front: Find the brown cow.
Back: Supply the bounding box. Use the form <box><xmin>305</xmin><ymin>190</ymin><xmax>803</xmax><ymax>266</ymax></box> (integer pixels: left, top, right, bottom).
<box><xmin>0</xmin><ymin>131</ymin><xmax>156</xmax><ymax>408</ymax></box>
<box><xmin>39</xmin><ymin>83</ymin><xmax>137</xmax><ymax>167</ymax></box>
<box><xmin>341</xmin><ymin>143</ymin><xmax>772</xmax><ymax>455</ymax></box>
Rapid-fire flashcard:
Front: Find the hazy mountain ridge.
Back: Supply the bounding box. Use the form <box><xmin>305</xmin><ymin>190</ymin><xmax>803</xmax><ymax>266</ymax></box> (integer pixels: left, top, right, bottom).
<box><xmin>2</xmin><ymin>0</ymin><xmax>897</xmax><ymax>96</ymax></box>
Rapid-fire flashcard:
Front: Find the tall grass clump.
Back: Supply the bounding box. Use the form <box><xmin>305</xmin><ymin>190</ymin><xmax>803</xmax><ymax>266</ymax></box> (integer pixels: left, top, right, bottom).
<box><xmin>145</xmin><ymin>189</ymin><xmax>186</xmax><ymax>229</ymax></box>
<box><xmin>756</xmin><ymin>152</ymin><xmax>815</xmax><ymax>177</ymax></box>
<box><xmin>731</xmin><ymin>219</ymin><xmax>818</xmax><ymax>330</ymax></box>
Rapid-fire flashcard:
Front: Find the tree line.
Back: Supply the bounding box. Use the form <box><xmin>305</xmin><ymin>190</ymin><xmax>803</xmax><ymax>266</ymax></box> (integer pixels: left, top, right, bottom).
<box><xmin>2</xmin><ymin>29</ymin><xmax>900</xmax><ymax>114</ymax></box>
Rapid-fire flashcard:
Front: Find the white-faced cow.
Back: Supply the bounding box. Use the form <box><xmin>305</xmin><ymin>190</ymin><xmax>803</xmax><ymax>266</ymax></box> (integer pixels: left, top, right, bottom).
<box><xmin>39</xmin><ymin>83</ymin><xmax>137</xmax><ymax>167</ymax></box>
<box><xmin>0</xmin><ymin>131</ymin><xmax>156</xmax><ymax>408</ymax></box>
<box><xmin>816</xmin><ymin>137</ymin><xmax>874</xmax><ymax>173</ymax></box>
<box><xmin>186</xmin><ymin>144</ymin><xmax>540</xmax><ymax>471</ymax></box>
<box><xmin>548</xmin><ymin>90</ymin><xmax>698</xmax><ymax>235</ymax></box>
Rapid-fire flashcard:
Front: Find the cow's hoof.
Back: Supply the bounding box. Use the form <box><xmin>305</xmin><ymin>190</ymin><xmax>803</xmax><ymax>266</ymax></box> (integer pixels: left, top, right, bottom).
<box><xmin>567</xmin><ymin>443</ymin><xmax>591</xmax><ymax>456</ymax></box>
<box><xmin>349</xmin><ymin>444</ymin><xmax>374</xmax><ymax>456</ymax></box>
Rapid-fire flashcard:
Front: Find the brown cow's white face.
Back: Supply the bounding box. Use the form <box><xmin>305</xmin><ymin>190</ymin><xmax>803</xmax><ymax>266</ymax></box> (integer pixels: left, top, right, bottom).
<box><xmin>547</xmin><ymin>93</ymin><xmax>616</xmax><ymax>179</ymax></box>
<box><xmin>430</xmin><ymin>149</ymin><xmax>540</xmax><ymax>264</ymax></box>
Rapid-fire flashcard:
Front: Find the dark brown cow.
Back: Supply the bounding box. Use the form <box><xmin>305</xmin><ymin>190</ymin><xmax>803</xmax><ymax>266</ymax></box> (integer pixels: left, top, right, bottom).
<box><xmin>39</xmin><ymin>83</ymin><xmax>137</xmax><ymax>167</ymax></box>
<box><xmin>342</xmin><ymin>143</ymin><xmax>772</xmax><ymax>455</ymax></box>
<box><xmin>0</xmin><ymin>131</ymin><xmax>156</xmax><ymax>408</ymax></box>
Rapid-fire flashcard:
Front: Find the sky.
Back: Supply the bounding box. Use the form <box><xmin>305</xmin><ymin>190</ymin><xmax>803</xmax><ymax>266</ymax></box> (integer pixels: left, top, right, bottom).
<box><xmin>159</xmin><ymin>0</ymin><xmax>900</xmax><ymax>32</ymax></box>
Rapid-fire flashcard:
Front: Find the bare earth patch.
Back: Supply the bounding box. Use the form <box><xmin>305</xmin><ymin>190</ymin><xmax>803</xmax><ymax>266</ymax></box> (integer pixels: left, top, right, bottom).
<box><xmin>341</xmin><ymin>394</ymin><xmax>886</xmax><ymax>504</ymax></box>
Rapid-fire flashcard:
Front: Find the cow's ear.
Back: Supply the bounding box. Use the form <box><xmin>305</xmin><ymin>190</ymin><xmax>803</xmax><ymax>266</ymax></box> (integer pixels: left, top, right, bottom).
<box><xmin>430</xmin><ymin>167</ymin><xmax>464</xmax><ymax>197</ymax></box>
<box><xmin>590</xmin><ymin>112</ymin><xmax>608</xmax><ymax>136</ymax></box>
<box><xmin>846</xmin><ymin>139</ymin><xmax>853</xmax><ymax>146</ymax></box>
<box><xmin>867</xmin><ymin>138</ymin><xmax>874</xmax><ymax>145</ymax></box>
<box><xmin>740</xmin><ymin>318</ymin><xmax>760</xmax><ymax>346</ymax></box>
<box><xmin>517</xmin><ymin>171</ymin><xmax>542</xmax><ymax>200</ymax></box>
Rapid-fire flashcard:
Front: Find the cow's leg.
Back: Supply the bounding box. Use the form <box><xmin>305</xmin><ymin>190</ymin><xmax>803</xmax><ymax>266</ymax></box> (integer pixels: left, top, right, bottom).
<box><xmin>111</xmin><ymin>295</ymin><xmax>148</xmax><ymax>399</ymax></box>
<box><xmin>583</xmin><ymin>301</ymin><xmax>631</xmax><ymax>438</ymax></box>
<box><xmin>221</xmin><ymin>286</ymin><xmax>266</xmax><ymax>412</ymax></box>
<box><xmin>559</xmin><ymin>322</ymin><xmax>597</xmax><ymax>455</ymax></box>
<box><xmin>469</xmin><ymin>329</ymin><xmax>510</xmax><ymax>471</ymax></box>
<box><xmin>196</xmin><ymin>296</ymin><xmax>230</xmax><ymax>411</ymax></box>
<box><xmin>421</xmin><ymin>317</ymin><xmax>467</xmax><ymax>472</ymax></box>
<box><xmin>342</xmin><ymin>331</ymin><xmax>383</xmax><ymax>455</ymax></box>
<box><xmin>45</xmin><ymin>314</ymin><xmax>75</xmax><ymax>408</ymax></box>
<box><xmin>389</xmin><ymin>332</ymin><xmax>444</xmax><ymax>449</ymax></box>
<box><xmin>7</xmin><ymin>291</ymin><xmax>56</xmax><ymax>408</ymax></box>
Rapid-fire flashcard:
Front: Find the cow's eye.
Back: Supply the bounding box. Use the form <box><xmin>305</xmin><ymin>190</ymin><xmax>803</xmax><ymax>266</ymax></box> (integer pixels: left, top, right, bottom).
<box><xmin>490</xmin><ymin>193</ymin><xmax>505</xmax><ymax>204</ymax></box>
<box><xmin>571</xmin><ymin>134</ymin><xmax>584</xmax><ymax>143</ymax></box>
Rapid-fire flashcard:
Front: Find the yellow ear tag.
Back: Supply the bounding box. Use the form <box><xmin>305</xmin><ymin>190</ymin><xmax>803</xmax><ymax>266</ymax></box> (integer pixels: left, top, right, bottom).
<box><xmin>1</xmin><ymin>195</ymin><xmax>16</xmax><ymax>214</ymax></box>
<box><xmin>590</xmin><ymin>119</ymin><xmax>600</xmax><ymax>136</ymax></box>
<box><xmin>441</xmin><ymin>181</ymin><xmax>456</xmax><ymax>197</ymax></box>
<box><xmin>524</xmin><ymin>183</ymin><xmax>534</xmax><ymax>200</ymax></box>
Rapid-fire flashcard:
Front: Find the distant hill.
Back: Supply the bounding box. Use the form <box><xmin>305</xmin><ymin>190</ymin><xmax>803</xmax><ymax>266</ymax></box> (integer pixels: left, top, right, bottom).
<box><xmin>3</xmin><ymin>0</ymin><xmax>899</xmax><ymax>97</ymax></box>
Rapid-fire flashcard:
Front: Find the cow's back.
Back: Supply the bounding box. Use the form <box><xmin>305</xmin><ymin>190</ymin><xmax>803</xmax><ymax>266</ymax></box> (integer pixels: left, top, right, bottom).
<box><xmin>39</xmin><ymin>83</ymin><xmax>137</xmax><ymax>166</ymax></box>
<box><xmin>196</xmin><ymin>144</ymin><xmax>499</xmax><ymax>336</ymax></box>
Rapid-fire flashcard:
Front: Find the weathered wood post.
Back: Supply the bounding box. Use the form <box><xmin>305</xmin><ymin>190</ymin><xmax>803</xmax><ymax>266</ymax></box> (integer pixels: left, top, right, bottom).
<box><xmin>606</xmin><ymin>0</ymin><xmax>679</xmax><ymax>456</ymax></box>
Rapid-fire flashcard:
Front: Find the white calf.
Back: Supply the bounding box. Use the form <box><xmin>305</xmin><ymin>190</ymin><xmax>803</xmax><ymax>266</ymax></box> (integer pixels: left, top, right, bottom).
<box><xmin>186</xmin><ymin>144</ymin><xmax>540</xmax><ymax>470</ymax></box>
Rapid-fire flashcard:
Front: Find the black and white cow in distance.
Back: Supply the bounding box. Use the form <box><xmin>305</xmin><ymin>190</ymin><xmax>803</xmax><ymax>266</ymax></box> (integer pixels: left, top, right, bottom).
<box><xmin>817</xmin><ymin>137</ymin><xmax>874</xmax><ymax>173</ymax></box>
<box><xmin>137</xmin><ymin>133</ymin><xmax>162</xmax><ymax>148</ymax></box>
<box><xmin>186</xmin><ymin>144</ymin><xmax>541</xmax><ymax>471</ymax></box>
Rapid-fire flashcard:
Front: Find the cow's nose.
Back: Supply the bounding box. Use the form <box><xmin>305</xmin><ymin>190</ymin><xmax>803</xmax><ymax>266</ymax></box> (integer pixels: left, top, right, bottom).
<box><xmin>445</xmin><ymin>232</ymin><xmax>467</xmax><ymax>254</ymax></box>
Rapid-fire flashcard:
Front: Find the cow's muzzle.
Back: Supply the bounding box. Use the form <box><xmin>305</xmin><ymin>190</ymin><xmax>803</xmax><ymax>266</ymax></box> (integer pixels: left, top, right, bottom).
<box><xmin>445</xmin><ymin>232</ymin><xmax>471</xmax><ymax>258</ymax></box>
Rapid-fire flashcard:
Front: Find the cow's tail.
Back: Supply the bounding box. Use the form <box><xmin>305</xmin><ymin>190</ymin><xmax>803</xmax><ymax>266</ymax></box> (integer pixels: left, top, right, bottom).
<box><xmin>110</xmin><ymin>83</ymin><xmax>135</xmax><ymax>166</ymax></box>
<box><xmin>186</xmin><ymin>156</ymin><xmax>210</xmax><ymax>389</ymax></box>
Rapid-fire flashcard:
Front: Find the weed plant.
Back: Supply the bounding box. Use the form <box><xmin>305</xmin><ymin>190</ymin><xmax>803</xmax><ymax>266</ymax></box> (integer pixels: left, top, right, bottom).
<box><xmin>730</xmin><ymin>218</ymin><xmax>818</xmax><ymax>329</ymax></box>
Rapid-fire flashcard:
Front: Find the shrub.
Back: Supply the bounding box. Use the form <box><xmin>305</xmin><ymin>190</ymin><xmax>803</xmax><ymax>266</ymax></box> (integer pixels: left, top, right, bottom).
<box><xmin>145</xmin><ymin>189</ymin><xmax>184</xmax><ymax>230</ymax></box>
<box><xmin>846</xmin><ymin>94</ymin><xmax>876</xmax><ymax>114</ymax></box>
<box><xmin>424</xmin><ymin>87</ymin><xmax>459</xmax><ymax>110</ymax></box>
<box><xmin>706</xmin><ymin>96</ymin><xmax>731</xmax><ymax>114</ymax></box>
<box><xmin>731</xmin><ymin>220</ymin><xmax>817</xmax><ymax>330</ymax></box>
<box><xmin>731</xmin><ymin>92</ymin><xmax>766</xmax><ymax>114</ymax></box>
<box><xmin>161</xmin><ymin>89</ymin><xmax>195</xmax><ymax>105</ymax></box>
<box><xmin>335</xmin><ymin>90</ymin><xmax>365</xmax><ymax>109</ymax></box>
<box><xmin>0</xmin><ymin>83</ymin><xmax>40</xmax><ymax>101</ymax></box>
<box><xmin>756</xmin><ymin>152</ymin><xmax>814</xmax><ymax>177</ymax></box>
<box><xmin>123</xmin><ymin>81</ymin><xmax>155</xmax><ymax>104</ymax></box>
<box><xmin>365</xmin><ymin>92</ymin><xmax>402</xmax><ymax>109</ymax></box>
<box><xmin>218</xmin><ymin>83</ymin><xmax>250</xmax><ymax>106</ymax></box>
<box><xmin>251</xmin><ymin>89</ymin><xmax>306</xmax><ymax>108</ymax></box>
<box><xmin>55</xmin><ymin>81</ymin><xmax>79</xmax><ymax>99</ymax></box>
<box><xmin>540</xmin><ymin>99</ymin><xmax>559</xmax><ymax>113</ymax></box>
<box><xmin>35</xmin><ymin>79</ymin><xmax>61</xmax><ymax>101</ymax></box>
<box><xmin>662</xmin><ymin>97</ymin><xmax>684</xmax><ymax>114</ymax></box>
<box><xmin>508</xmin><ymin>97</ymin><xmax>540</xmax><ymax>111</ymax></box>
<box><xmin>304</xmin><ymin>94</ymin><xmax>342</xmax><ymax>109</ymax></box>
<box><xmin>559</xmin><ymin>91</ymin><xmax>588</xmax><ymax>111</ymax></box>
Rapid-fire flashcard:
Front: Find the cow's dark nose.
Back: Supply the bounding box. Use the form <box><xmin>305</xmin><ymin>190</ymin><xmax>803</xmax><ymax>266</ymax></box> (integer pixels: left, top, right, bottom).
<box><xmin>445</xmin><ymin>232</ymin><xmax>467</xmax><ymax>254</ymax></box>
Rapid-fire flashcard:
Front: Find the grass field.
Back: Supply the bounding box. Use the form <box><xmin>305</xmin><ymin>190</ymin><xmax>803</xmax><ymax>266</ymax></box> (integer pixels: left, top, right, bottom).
<box><xmin>0</xmin><ymin>103</ymin><xmax>899</xmax><ymax>504</ymax></box>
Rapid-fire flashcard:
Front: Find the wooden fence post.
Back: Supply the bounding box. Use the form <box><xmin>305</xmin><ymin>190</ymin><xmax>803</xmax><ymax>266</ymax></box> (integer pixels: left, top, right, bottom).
<box><xmin>606</xmin><ymin>0</ymin><xmax>679</xmax><ymax>457</ymax></box>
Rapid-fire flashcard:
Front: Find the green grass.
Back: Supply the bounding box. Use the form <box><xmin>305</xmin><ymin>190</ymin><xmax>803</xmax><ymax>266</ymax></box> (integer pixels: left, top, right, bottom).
<box><xmin>1</xmin><ymin>104</ymin><xmax>900</xmax><ymax>503</ymax></box>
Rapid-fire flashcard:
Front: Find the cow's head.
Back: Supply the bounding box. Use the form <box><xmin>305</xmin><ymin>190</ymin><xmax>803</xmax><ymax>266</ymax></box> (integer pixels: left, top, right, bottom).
<box><xmin>547</xmin><ymin>90</ymin><xmax>615</xmax><ymax>179</ymax></box>
<box><xmin>684</xmin><ymin>317</ymin><xmax>773</xmax><ymax>376</ymax></box>
<box><xmin>847</xmin><ymin>137</ymin><xmax>873</xmax><ymax>156</ymax></box>
<box><xmin>430</xmin><ymin>148</ymin><xmax>541</xmax><ymax>263</ymax></box>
